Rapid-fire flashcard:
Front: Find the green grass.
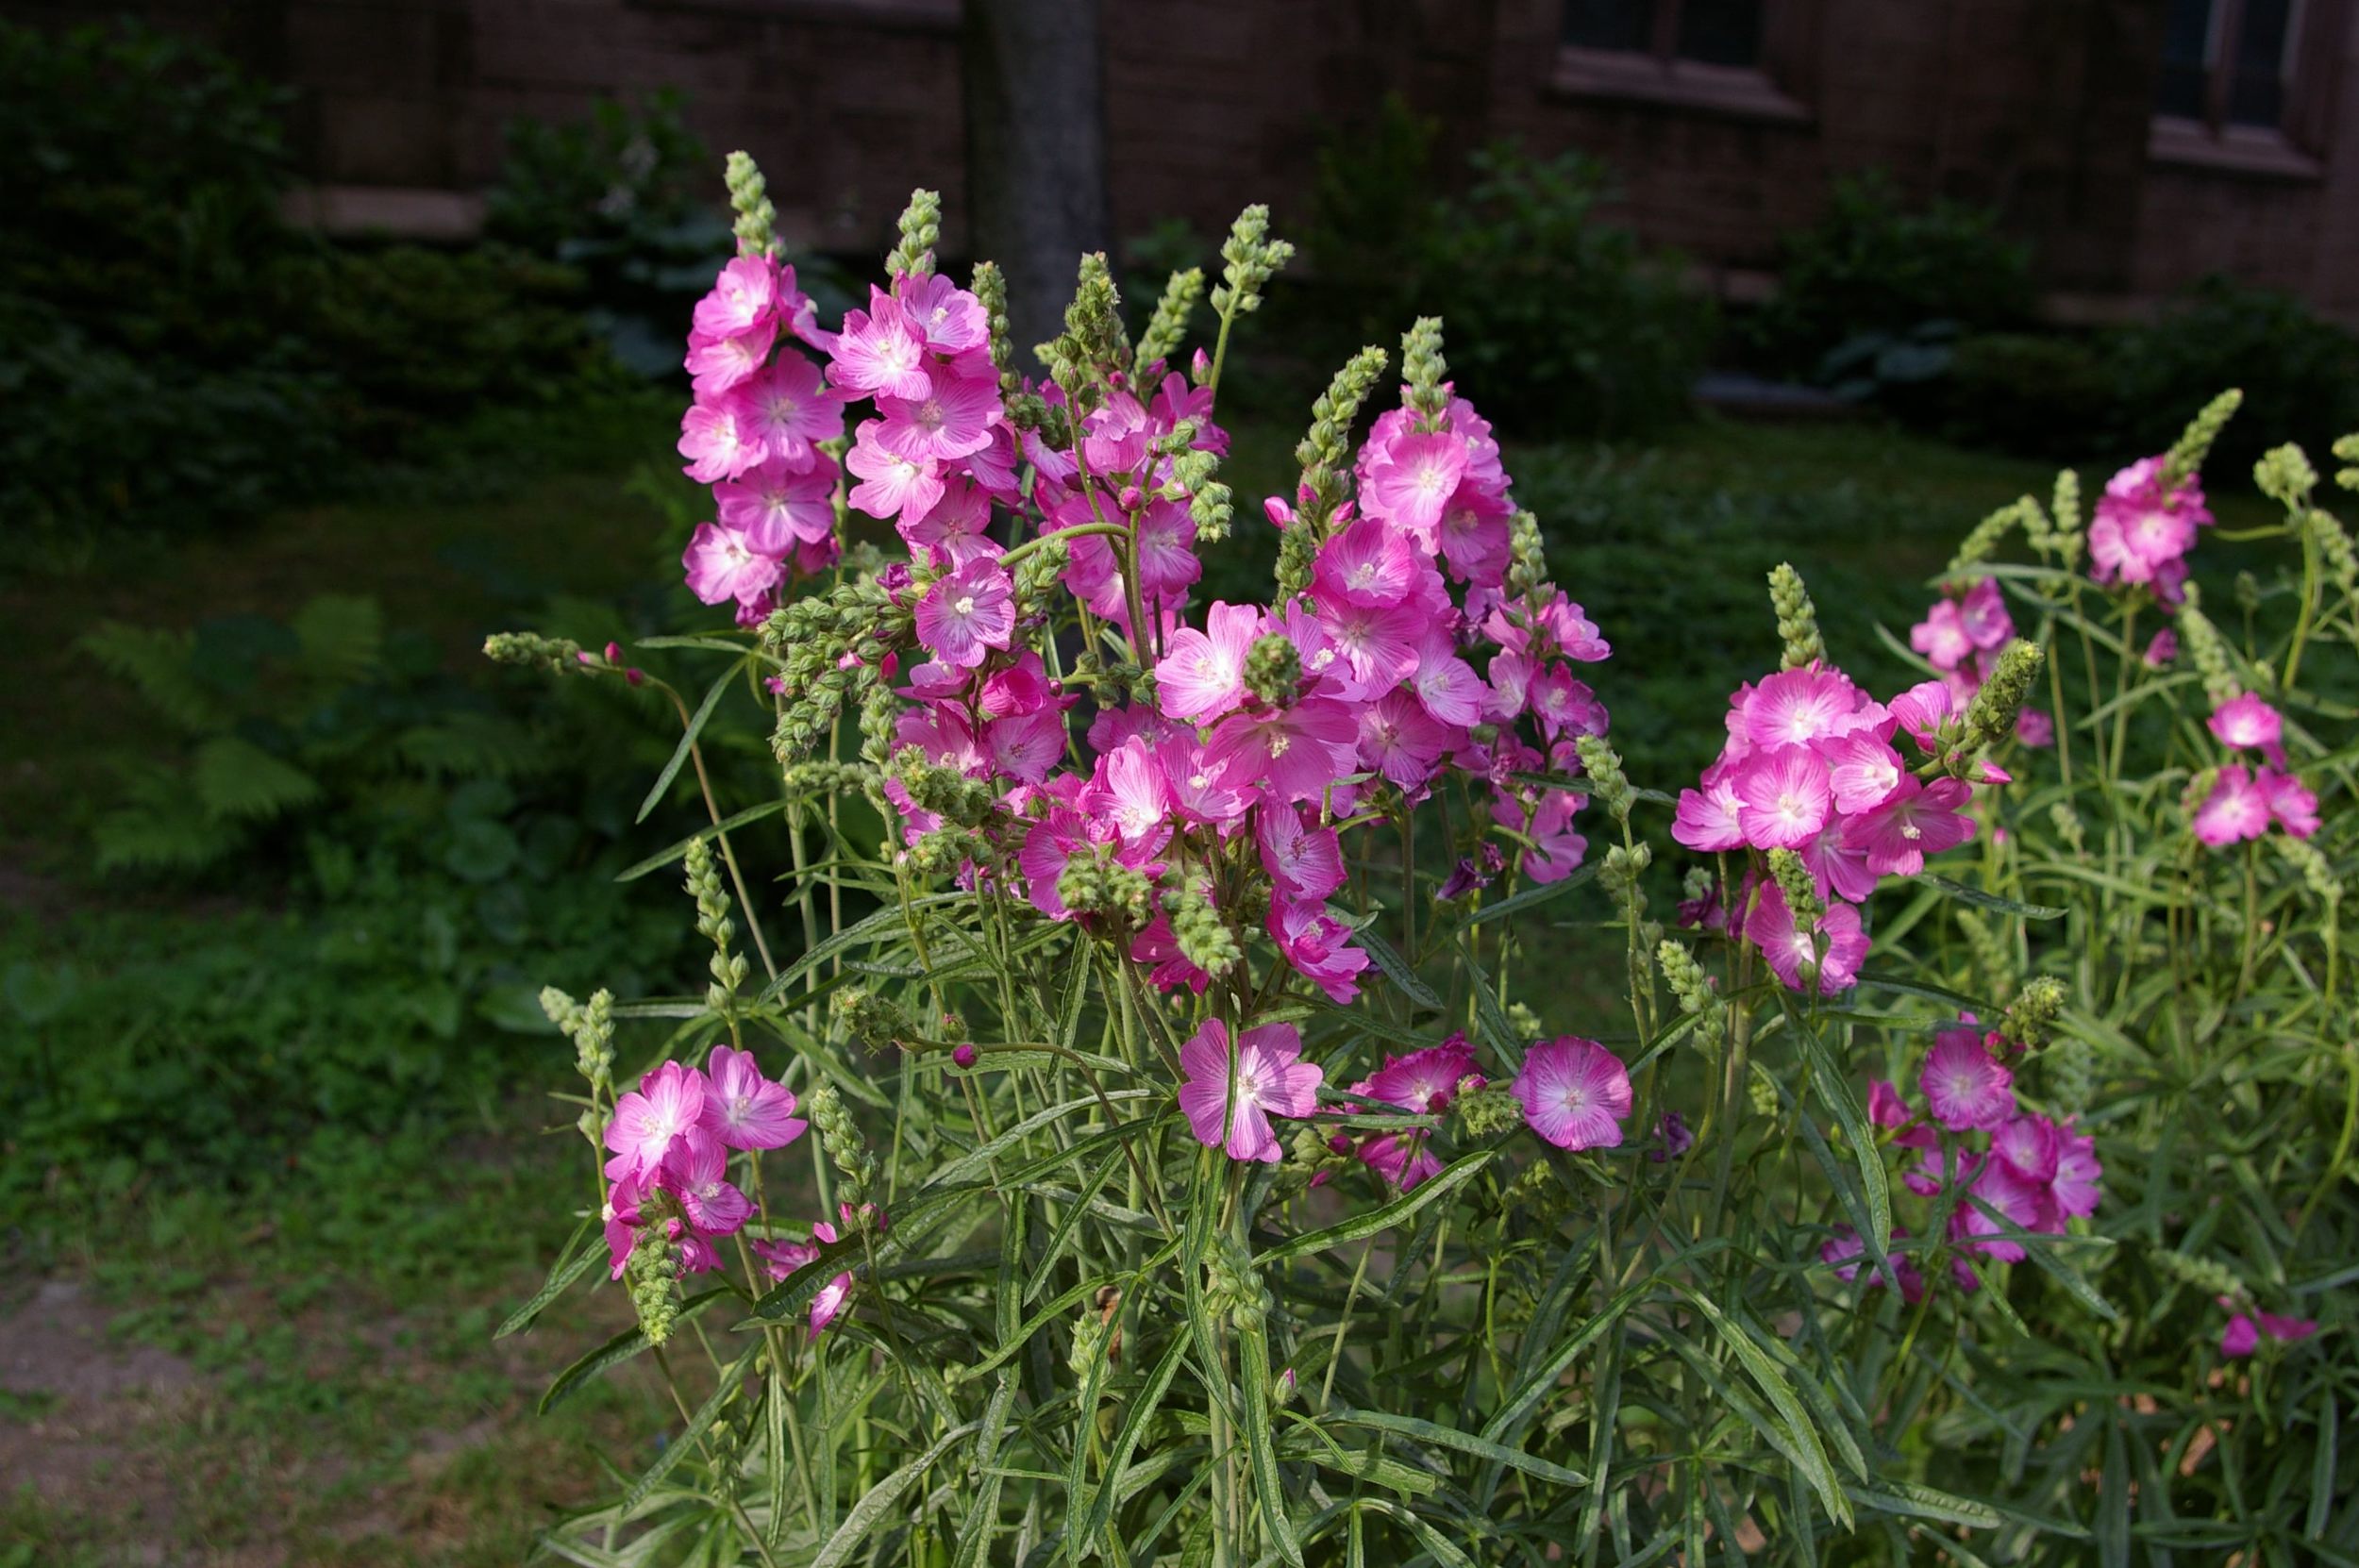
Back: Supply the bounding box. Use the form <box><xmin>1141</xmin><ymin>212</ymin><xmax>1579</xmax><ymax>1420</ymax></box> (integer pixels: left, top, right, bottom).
<box><xmin>0</xmin><ymin>402</ymin><xmax>2252</xmax><ymax>1563</ymax></box>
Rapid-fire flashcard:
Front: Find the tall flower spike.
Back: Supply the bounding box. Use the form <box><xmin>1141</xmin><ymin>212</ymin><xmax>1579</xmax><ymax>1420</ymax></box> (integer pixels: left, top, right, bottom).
<box><xmin>1766</xmin><ymin>562</ymin><xmax>1825</xmax><ymax>671</ymax></box>
<box><xmin>725</xmin><ymin>150</ymin><xmax>778</xmax><ymax>258</ymax></box>
<box><xmin>886</xmin><ymin>188</ymin><xmax>942</xmax><ymax>280</ymax></box>
<box><xmin>1037</xmin><ymin>253</ymin><xmax>1127</xmax><ymax>402</ymax></box>
<box><xmin>1656</xmin><ymin>940</ymin><xmax>1725</xmax><ymax>1051</ymax></box>
<box><xmin>969</xmin><ymin>259</ymin><xmax>1013</xmax><ymax>385</ymax></box>
<box><xmin>2163</xmin><ymin>388</ymin><xmax>2243</xmax><ymax>488</ymax></box>
<box><xmin>1401</xmin><ymin>316</ymin><xmax>1449</xmax><ymax>428</ymax></box>
<box><xmin>1947</xmin><ymin>498</ymin><xmax>2029</xmax><ymax>579</ymax></box>
<box><xmin>1998</xmin><ymin>976</ymin><xmax>2066</xmax><ymax>1053</ymax></box>
<box><xmin>2254</xmin><ymin>443</ymin><xmax>2317</xmax><ymax>509</ymax></box>
<box><xmin>682</xmin><ymin>836</ymin><xmax>747</xmax><ymax>1009</ymax></box>
<box><xmin>1210</xmin><ymin>204</ymin><xmax>1293</xmax><ymax>323</ymax></box>
<box><xmin>1958</xmin><ymin>640</ymin><xmax>2043</xmax><ymax>754</ymax></box>
<box><xmin>2175</xmin><ymin>586</ymin><xmax>2242</xmax><ymax>707</ymax></box>
<box><xmin>2305</xmin><ymin>508</ymin><xmax>2359</xmax><ymax>593</ymax></box>
<box><xmin>2334</xmin><ymin>431</ymin><xmax>2359</xmax><ymax>492</ymax></box>
<box><xmin>1138</xmin><ymin>267</ymin><xmax>1206</xmax><ymax>368</ymax></box>
<box><xmin>1279</xmin><ymin>344</ymin><xmax>1391</xmax><ymax>596</ymax></box>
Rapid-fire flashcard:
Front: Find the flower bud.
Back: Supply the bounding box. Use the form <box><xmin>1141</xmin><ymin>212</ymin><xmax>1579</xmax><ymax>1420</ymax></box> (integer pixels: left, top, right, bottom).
<box><xmin>1765</xmin><ymin>563</ymin><xmax>1825</xmax><ymax>671</ymax></box>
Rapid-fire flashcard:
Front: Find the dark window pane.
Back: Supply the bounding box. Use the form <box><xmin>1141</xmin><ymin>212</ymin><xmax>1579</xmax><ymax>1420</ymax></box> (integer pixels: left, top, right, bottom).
<box><xmin>1677</xmin><ymin>0</ymin><xmax>1762</xmax><ymax>65</ymax></box>
<box><xmin>2154</xmin><ymin>0</ymin><xmax>2214</xmax><ymax>117</ymax></box>
<box><xmin>2228</xmin><ymin>0</ymin><xmax>2292</xmax><ymax>125</ymax></box>
<box><xmin>1564</xmin><ymin>0</ymin><xmax>1654</xmax><ymax>53</ymax></box>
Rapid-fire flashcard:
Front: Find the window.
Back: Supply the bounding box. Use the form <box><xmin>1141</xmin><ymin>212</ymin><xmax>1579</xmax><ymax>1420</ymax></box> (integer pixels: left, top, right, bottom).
<box><xmin>1553</xmin><ymin>0</ymin><xmax>1807</xmax><ymax>123</ymax></box>
<box><xmin>2150</xmin><ymin>0</ymin><xmax>2334</xmax><ymax>175</ymax></box>
<box><xmin>2156</xmin><ymin>0</ymin><xmax>2300</xmax><ymax>127</ymax></box>
<box><xmin>1563</xmin><ymin>0</ymin><xmax>1766</xmax><ymax>69</ymax></box>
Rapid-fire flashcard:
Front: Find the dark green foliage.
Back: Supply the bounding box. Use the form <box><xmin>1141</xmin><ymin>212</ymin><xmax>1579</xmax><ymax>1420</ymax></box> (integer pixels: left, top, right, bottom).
<box><xmin>1302</xmin><ymin>98</ymin><xmax>1713</xmax><ymax>438</ymax></box>
<box><xmin>1750</xmin><ymin>171</ymin><xmax>2038</xmax><ymax>375</ymax></box>
<box><xmin>2110</xmin><ymin>275</ymin><xmax>2359</xmax><ymax>475</ymax></box>
<box><xmin>0</xmin><ymin>19</ymin><xmax>614</xmax><ymax>546</ymax></box>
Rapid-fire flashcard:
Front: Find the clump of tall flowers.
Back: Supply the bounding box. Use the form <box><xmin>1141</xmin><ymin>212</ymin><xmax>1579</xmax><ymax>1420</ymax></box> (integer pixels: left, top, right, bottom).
<box><xmin>488</xmin><ymin>156</ymin><xmax>2353</xmax><ymax>1565</ymax></box>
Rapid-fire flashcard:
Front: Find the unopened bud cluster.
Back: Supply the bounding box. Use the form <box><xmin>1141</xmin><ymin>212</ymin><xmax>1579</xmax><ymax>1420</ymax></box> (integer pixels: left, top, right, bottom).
<box><xmin>1766</xmin><ymin>563</ymin><xmax>1825</xmax><ymax>670</ymax></box>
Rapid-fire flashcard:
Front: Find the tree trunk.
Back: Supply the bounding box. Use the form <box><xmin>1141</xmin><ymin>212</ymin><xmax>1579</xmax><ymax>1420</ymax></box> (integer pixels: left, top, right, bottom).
<box><xmin>962</xmin><ymin>0</ymin><xmax>1110</xmax><ymax>373</ymax></box>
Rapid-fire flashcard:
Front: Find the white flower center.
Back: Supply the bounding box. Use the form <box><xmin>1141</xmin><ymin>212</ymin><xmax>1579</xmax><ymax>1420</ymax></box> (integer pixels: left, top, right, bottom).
<box><xmin>954</xmin><ymin>594</ymin><xmax>977</xmax><ymax>616</ymax></box>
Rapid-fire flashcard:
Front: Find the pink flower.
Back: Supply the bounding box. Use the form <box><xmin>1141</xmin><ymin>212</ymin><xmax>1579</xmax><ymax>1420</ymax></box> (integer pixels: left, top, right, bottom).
<box><xmin>1742</xmin><ymin>667</ymin><xmax>1865</xmax><ymax>750</ymax></box>
<box><xmin>659</xmin><ymin>1129</ymin><xmax>752</xmax><ymax>1237</ymax></box>
<box><xmin>1672</xmin><ymin>773</ymin><xmax>1747</xmax><ymax>853</ymax></box>
<box><xmin>1087</xmin><ymin>737</ymin><xmax>1172</xmax><ymax>845</ymax></box>
<box><xmin>2192</xmin><ymin>764</ymin><xmax>2270</xmax><ymax>846</ymax></box>
<box><xmin>1517</xmin><ymin>790</ymin><xmax>1590</xmax><ymax>884</ymax></box>
<box><xmin>1911</xmin><ymin>600</ymin><xmax>1972</xmax><ymax>671</ymax></box>
<box><xmin>1746</xmin><ymin>883</ymin><xmax>1868</xmax><ymax>993</ymax></box>
<box><xmin>1257</xmin><ymin>804</ymin><xmax>1345</xmax><ymax>902</ymax></box>
<box><xmin>735</xmin><ymin>351</ymin><xmax>843</xmax><ymax>468</ymax></box>
<box><xmin>1178</xmin><ymin>1019</ymin><xmax>1323</xmax><ymax>1163</ymax></box>
<box><xmin>914</xmin><ymin>558</ymin><xmax>1016</xmax><ymax>668</ymax></box>
<box><xmin>895</xmin><ymin>273</ymin><xmax>988</xmax><ymax>354</ymax></box>
<box><xmin>2144</xmin><ymin>629</ymin><xmax>2179</xmax><ymax>668</ymax></box>
<box><xmin>2218</xmin><ymin>1303</ymin><xmax>2317</xmax><ymax>1358</ymax></box>
<box><xmin>1313</xmin><ymin>516</ymin><xmax>1420</xmax><ymax>609</ymax></box>
<box><xmin>693</xmin><ymin>256</ymin><xmax>778</xmax><ymax>339</ymax></box>
<box><xmin>1207</xmin><ymin>697</ymin><xmax>1361</xmax><ymax>806</ymax></box>
<box><xmin>1267</xmin><ymin>898</ymin><xmax>1368</xmax><ymax>1002</ymax></box>
<box><xmin>1824</xmin><ymin>733</ymin><xmax>1904</xmax><ymax>815</ymax></box>
<box><xmin>1920</xmin><ymin>1025</ymin><xmax>2014</xmax><ymax>1131</ymax></box>
<box><xmin>1436</xmin><ymin>484</ymin><xmax>1513</xmax><ymax>585</ymax></box>
<box><xmin>1820</xmin><ymin>1226</ymin><xmax>1926</xmax><ymax>1302</ymax></box>
<box><xmin>877</xmin><ymin>363</ymin><xmax>1000</xmax><ymax>462</ymax></box>
<box><xmin>1358</xmin><ymin>689</ymin><xmax>1454</xmax><ymax>789</ymax></box>
<box><xmin>1959</xmin><ymin>579</ymin><xmax>2013</xmax><ymax>650</ymax></box>
<box><xmin>700</xmin><ymin>1044</ymin><xmax>806</xmax><ymax>1151</ymax></box>
<box><xmin>1513</xmin><ymin>1037</ymin><xmax>1632</xmax><ymax>1151</ymax></box>
<box><xmin>2259</xmin><ymin>767</ymin><xmax>2319</xmax><ymax>838</ymax></box>
<box><xmin>986</xmin><ymin>709</ymin><xmax>1067</xmax><ymax>785</ymax></box>
<box><xmin>2014</xmin><ymin>709</ymin><xmax>2054</xmax><ymax>748</ymax></box>
<box><xmin>1155</xmin><ymin>601</ymin><xmax>1258</xmax><ymax>723</ymax></box>
<box><xmin>1363</xmin><ymin>430</ymin><xmax>1468</xmax><ymax>542</ymax></box>
<box><xmin>1801</xmin><ymin>819</ymin><xmax>1878</xmax><ymax>904</ymax></box>
<box><xmin>682</xmin><ymin>522</ymin><xmax>784</xmax><ymax>612</ymax></box>
<box><xmin>1734</xmin><ymin>745</ymin><xmax>1833</xmax><ymax>850</ymax></box>
<box><xmin>830</xmin><ymin>292</ymin><xmax>932</xmax><ymax>399</ymax></box>
<box><xmin>1888</xmin><ymin>681</ymin><xmax>1954</xmax><ymax>752</ymax></box>
<box><xmin>1841</xmin><ymin>776</ymin><xmax>1975</xmax><ymax>876</ymax></box>
<box><xmin>686</xmin><ymin>318</ymin><xmax>778</xmax><ymax>395</ymax></box>
<box><xmin>2208</xmin><ymin>693</ymin><xmax>2284</xmax><ymax>761</ymax></box>
<box><xmin>678</xmin><ymin>397</ymin><xmax>765</xmax><ymax>484</ymax></box>
<box><xmin>845</xmin><ymin>420</ymin><xmax>945</xmax><ymax>525</ymax></box>
<box><xmin>1352</xmin><ymin>1038</ymin><xmax>1482</xmax><ymax>1190</ymax></box>
<box><xmin>716</xmin><ymin>456</ymin><xmax>835</xmax><ymax>553</ymax></box>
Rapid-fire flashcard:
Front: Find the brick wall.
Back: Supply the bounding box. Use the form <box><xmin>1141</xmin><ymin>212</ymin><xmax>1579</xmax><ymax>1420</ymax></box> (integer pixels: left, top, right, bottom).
<box><xmin>8</xmin><ymin>0</ymin><xmax>2354</xmax><ymax>322</ymax></box>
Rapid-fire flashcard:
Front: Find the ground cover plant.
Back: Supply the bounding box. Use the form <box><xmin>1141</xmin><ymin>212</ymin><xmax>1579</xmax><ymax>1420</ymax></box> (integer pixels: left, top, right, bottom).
<box><xmin>477</xmin><ymin>158</ymin><xmax>2359</xmax><ymax>1566</ymax></box>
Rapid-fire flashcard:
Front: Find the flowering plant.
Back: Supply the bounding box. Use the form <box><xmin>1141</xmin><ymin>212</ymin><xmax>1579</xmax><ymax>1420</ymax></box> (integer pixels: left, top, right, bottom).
<box><xmin>492</xmin><ymin>158</ymin><xmax>2357</xmax><ymax>1564</ymax></box>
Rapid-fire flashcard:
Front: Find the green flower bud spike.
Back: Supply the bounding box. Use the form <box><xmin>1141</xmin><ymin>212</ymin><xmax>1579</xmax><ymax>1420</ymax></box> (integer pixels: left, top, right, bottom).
<box><xmin>725</xmin><ymin>150</ymin><xmax>778</xmax><ymax>258</ymax></box>
<box><xmin>1766</xmin><ymin>563</ymin><xmax>1825</xmax><ymax>670</ymax></box>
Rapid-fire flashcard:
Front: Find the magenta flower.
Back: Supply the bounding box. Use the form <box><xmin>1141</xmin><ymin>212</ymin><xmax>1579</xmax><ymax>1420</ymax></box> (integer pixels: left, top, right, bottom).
<box><xmin>1179</xmin><ymin>1019</ymin><xmax>1323</xmax><ymax>1163</ymax></box>
<box><xmin>1437</xmin><ymin>484</ymin><xmax>1513</xmax><ymax>585</ymax></box>
<box><xmin>877</xmin><ymin>364</ymin><xmax>1000</xmax><ymax>463</ymax></box>
<box><xmin>2192</xmin><ymin>764</ymin><xmax>2270</xmax><ymax>846</ymax></box>
<box><xmin>1363</xmin><ymin>429</ymin><xmax>1468</xmax><ymax>542</ymax></box>
<box><xmin>692</xmin><ymin>256</ymin><xmax>778</xmax><ymax>339</ymax></box>
<box><xmin>830</xmin><ymin>292</ymin><xmax>932</xmax><ymax>399</ymax></box>
<box><xmin>1911</xmin><ymin>599</ymin><xmax>1972</xmax><ymax>671</ymax></box>
<box><xmin>1742</xmin><ymin>666</ymin><xmax>1865</xmax><ymax>749</ymax></box>
<box><xmin>1734</xmin><ymin>745</ymin><xmax>1833</xmax><ymax>850</ymax></box>
<box><xmin>604</xmin><ymin>1060</ymin><xmax>708</xmax><ymax>1183</ymax></box>
<box><xmin>1671</xmin><ymin>773</ymin><xmax>1747</xmax><ymax>853</ymax></box>
<box><xmin>716</xmin><ymin>456</ymin><xmax>836</xmax><ymax>554</ymax></box>
<box><xmin>2014</xmin><ymin>709</ymin><xmax>2054</xmax><ymax>748</ymax></box>
<box><xmin>1256</xmin><ymin>804</ymin><xmax>1346</xmax><ymax>902</ymax></box>
<box><xmin>1155</xmin><ymin>601</ymin><xmax>1259</xmax><ymax>723</ymax></box>
<box><xmin>1267</xmin><ymin>898</ymin><xmax>1369</xmax><ymax>1003</ymax></box>
<box><xmin>1351</xmin><ymin>1038</ymin><xmax>1482</xmax><ymax>1190</ymax></box>
<box><xmin>986</xmin><ymin>709</ymin><xmax>1067</xmax><ymax>785</ymax></box>
<box><xmin>678</xmin><ymin>397</ymin><xmax>765</xmax><ymax>484</ymax></box>
<box><xmin>2208</xmin><ymin>692</ymin><xmax>2285</xmax><ymax>762</ymax></box>
<box><xmin>2258</xmin><ymin>767</ymin><xmax>2320</xmax><ymax>838</ymax></box>
<box><xmin>1745</xmin><ymin>882</ymin><xmax>1867</xmax><ymax>994</ymax></box>
<box><xmin>1800</xmin><ymin>819</ymin><xmax>1877</xmax><ymax>904</ymax></box>
<box><xmin>735</xmin><ymin>351</ymin><xmax>843</xmax><ymax>469</ymax></box>
<box><xmin>1087</xmin><ymin>738</ymin><xmax>1173</xmax><ymax>846</ymax></box>
<box><xmin>1357</xmin><ymin>689</ymin><xmax>1454</xmax><ymax>789</ymax></box>
<box><xmin>1841</xmin><ymin>775</ymin><xmax>1975</xmax><ymax>876</ymax></box>
<box><xmin>1958</xmin><ymin>579</ymin><xmax>2013</xmax><ymax>649</ymax></box>
<box><xmin>2144</xmin><ymin>628</ymin><xmax>2179</xmax><ymax>667</ymax></box>
<box><xmin>1887</xmin><ymin>680</ymin><xmax>1954</xmax><ymax>751</ymax></box>
<box><xmin>1207</xmin><ymin>697</ymin><xmax>1361</xmax><ymax>806</ymax></box>
<box><xmin>1514</xmin><ymin>1037</ymin><xmax>1632</xmax><ymax>1151</ymax></box>
<box><xmin>914</xmin><ymin>558</ymin><xmax>1016</xmax><ymax>669</ymax></box>
<box><xmin>659</xmin><ymin>1129</ymin><xmax>753</xmax><ymax>1237</ymax></box>
<box><xmin>682</xmin><ymin>522</ymin><xmax>784</xmax><ymax>613</ymax></box>
<box><xmin>1823</xmin><ymin>732</ymin><xmax>1904</xmax><ymax>814</ymax></box>
<box><xmin>1920</xmin><ymin>1026</ymin><xmax>2014</xmax><ymax>1131</ymax></box>
<box><xmin>2218</xmin><ymin>1301</ymin><xmax>2317</xmax><ymax>1359</ymax></box>
<box><xmin>686</xmin><ymin>318</ymin><xmax>778</xmax><ymax>396</ymax></box>
<box><xmin>700</xmin><ymin>1044</ymin><xmax>806</xmax><ymax>1151</ymax></box>
<box><xmin>846</xmin><ymin>420</ymin><xmax>945</xmax><ymax>525</ymax></box>
<box><xmin>1313</xmin><ymin>516</ymin><xmax>1420</xmax><ymax>609</ymax></box>
<box><xmin>895</xmin><ymin>273</ymin><xmax>988</xmax><ymax>354</ymax></box>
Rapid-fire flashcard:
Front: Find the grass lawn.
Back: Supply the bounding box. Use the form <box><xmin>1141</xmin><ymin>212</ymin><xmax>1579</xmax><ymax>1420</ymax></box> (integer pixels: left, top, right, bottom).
<box><xmin>0</xmin><ymin>405</ymin><xmax>2253</xmax><ymax>1564</ymax></box>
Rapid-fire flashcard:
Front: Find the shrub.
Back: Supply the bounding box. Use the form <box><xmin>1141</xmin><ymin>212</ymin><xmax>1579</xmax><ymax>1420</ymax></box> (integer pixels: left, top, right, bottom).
<box><xmin>1751</xmin><ymin>171</ymin><xmax>2037</xmax><ymax>376</ymax></box>
<box><xmin>2111</xmin><ymin>275</ymin><xmax>2359</xmax><ymax>477</ymax></box>
<box><xmin>1942</xmin><ymin>330</ymin><xmax>2118</xmax><ymax>459</ymax></box>
<box><xmin>476</xmin><ymin>164</ymin><xmax>2355</xmax><ymax>1563</ymax></box>
<box><xmin>1304</xmin><ymin>98</ymin><xmax>1712</xmax><ymax>437</ymax></box>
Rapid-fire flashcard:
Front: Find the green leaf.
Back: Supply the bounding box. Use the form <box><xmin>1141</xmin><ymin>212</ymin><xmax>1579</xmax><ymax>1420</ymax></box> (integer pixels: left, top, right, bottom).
<box><xmin>811</xmin><ymin>1421</ymin><xmax>979</xmax><ymax>1568</ymax></box>
<box><xmin>1259</xmin><ymin>1150</ymin><xmax>1493</xmax><ymax>1260</ymax></box>
<box><xmin>1794</xmin><ymin>1022</ymin><xmax>1892</xmax><ymax>1254</ymax></box>
<box><xmin>539</xmin><ymin>1288</ymin><xmax>728</xmax><ymax>1413</ymax></box>
<box><xmin>953</xmin><ymin>1375</ymin><xmax>1018</xmax><ymax>1568</ymax></box>
<box><xmin>1676</xmin><ymin>1287</ymin><xmax>1850</xmax><ymax>1526</ymax></box>
<box><xmin>1914</xmin><ymin>873</ymin><xmax>2066</xmax><ymax>921</ymax></box>
<box><xmin>1331</xmin><ymin>1407</ymin><xmax>1585</xmax><ymax>1489</ymax></box>
<box><xmin>1072</xmin><ymin>1330</ymin><xmax>1192</xmax><ymax>1558</ymax></box>
<box><xmin>620</xmin><ymin>1344</ymin><xmax>756</xmax><ymax>1514</ymax></box>
<box><xmin>1352</xmin><ymin>924</ymin><xmax>1440</xmax><ymax>1010</ymax></box>
<box><xmin>289</xmin><ymin>593</ymin><xmax>383</xmax><ymax>690</ymax></box>
<box><xmin>638</xmin><ymin>660</ymin><xmax>741</xmax><ymax>823</ymax></box>
<box><xmin>1845</xmin><ymin>1481</ymin><xmax>2004</xmax><ymax>1531</ymax></box>
<box><xmin>496</xmin><ymin>1218</ymin><xmax>597</xmax><ymax>1338</ymax></box>
<box><xmin>614</xmin><ymin>799</ymin><xmax>794</xmax><ymax>882</ymax></box>
<box><xmin>1238</xmin><ymin>1326</ymin><xmax>1306</xmax><ymax>1567</ymax></box>
<box><xmin>1451</xmin><ymin>861</ymin><xmax>1600</xmax><ymax>933</ymax></box>
<box><xmin>192</xmin><ymin>736</ymin><xmax>321</xmax><ymax>821</ymax></box>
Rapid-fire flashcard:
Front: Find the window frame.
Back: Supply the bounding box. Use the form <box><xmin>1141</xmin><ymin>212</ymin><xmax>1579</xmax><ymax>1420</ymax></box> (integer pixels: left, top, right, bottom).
<box><xmin>2149</xmin><ymin>0</ymin><xmax>2341</xmax><ymax>179</ymax></box>
<box><xmin>1550</xmin><ymin>0</ymin><xmax>1813</xmax><ymax>125</ymax></box>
